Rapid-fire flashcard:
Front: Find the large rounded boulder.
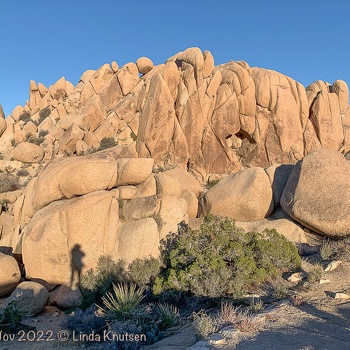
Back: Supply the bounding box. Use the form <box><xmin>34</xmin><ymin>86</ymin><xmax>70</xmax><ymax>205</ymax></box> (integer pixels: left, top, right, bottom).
<box><xmin>202</xmin><ymin>167</ymin><xmax>273</xmax><ymax>221</ymax></box>
<box><xmin>13</xmin><ymin>142</ymin><xmax>45</xmax><ymax>163</ymax></box>
<box><xmin>281</xmin><ymin>149</ymin><xmax>350</xmax><ymax>237</ymax></box>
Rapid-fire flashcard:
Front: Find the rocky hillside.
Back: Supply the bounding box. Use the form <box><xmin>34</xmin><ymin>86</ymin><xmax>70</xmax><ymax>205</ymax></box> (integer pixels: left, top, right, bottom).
<box><xmin>0</xmin><ymin>47</ymin><xmax>349</xmax><ymax>179</ymax></box>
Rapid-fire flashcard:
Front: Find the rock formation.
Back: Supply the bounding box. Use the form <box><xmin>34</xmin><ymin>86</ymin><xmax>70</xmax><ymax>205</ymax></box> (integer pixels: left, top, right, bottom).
<box><xmin>0</xmin><ymin>47</ymin><xmax>349</xmax><ymax>306</ymax></box>
<box><xmin>0</xmin><ymin>47</ymin><xmax>348</xmax><ymax>178</ymax></box>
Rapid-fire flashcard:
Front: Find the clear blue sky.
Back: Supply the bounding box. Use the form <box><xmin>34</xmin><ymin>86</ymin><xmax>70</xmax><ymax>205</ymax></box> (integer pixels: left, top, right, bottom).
<box><xmin>1</xmin><ymin>0</ymin><xmax>349</xmax><ymax>116</ymax></box>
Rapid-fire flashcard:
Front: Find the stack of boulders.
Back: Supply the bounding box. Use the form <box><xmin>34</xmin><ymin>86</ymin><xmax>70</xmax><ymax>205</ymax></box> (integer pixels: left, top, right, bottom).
<box><xmin>0</xmin><ymin>48</ymin><xmax>349</xmax><ymax>179</ymax></box>
<box><xmin>5</xmin><ymin>147</ymin><xmax>200</xmax><ymax>287</ymax></box>
<box><xmin>1</xmin><ymin>48</ymin><xmax>350</xmax><ymax>312</ymax></box>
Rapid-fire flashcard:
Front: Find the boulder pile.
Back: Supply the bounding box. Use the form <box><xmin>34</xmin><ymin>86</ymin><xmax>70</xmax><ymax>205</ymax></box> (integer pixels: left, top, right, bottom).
<box><xmin>0</xmin><ymin>47</ymin><xmax>349</xmax><ymax>309</ymax></box>
<box><xmin>0</xmin><ymin>47</ymin><xmax>349</xmax><ymax>178</ymax></box>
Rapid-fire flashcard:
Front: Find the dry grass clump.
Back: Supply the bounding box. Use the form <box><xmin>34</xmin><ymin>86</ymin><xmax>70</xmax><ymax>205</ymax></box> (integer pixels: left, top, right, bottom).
<box><xmin>192</xmin><ymin>310</ymin><xmax>219</xmax><ymax>339</ymax></box>
<box><xmin>218</xmin><ymin>302</ymin><xmax>264</xmax><ymax>333</ymax></box>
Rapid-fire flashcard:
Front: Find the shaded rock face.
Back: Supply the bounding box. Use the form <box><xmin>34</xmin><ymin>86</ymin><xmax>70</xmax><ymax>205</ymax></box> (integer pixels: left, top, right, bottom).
<box><xmin>281</xmin><ymin>149</ymin><xmax>350</xmax><ymax>237</ymax></box>
<box><xmin>6</xmin><ymin>281</ymin><xmax>49</xmax><ymax>316</ymax></box>
<box><xmin>1</xmin><ymin>47</ymin><xmax>349</xmax><ymax>178</ymax></box>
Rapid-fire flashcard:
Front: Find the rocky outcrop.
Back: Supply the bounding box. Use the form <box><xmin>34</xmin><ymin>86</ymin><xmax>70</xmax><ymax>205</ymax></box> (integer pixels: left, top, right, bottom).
<box><xmin>1</xmin><ymin>47</ymin><xmax>348</xmax><ymax>178</ymax></box>
<box><xmin>281</xmin><ymin>149</ymin><xmax>350</xmax><ymax>237</ymax></box>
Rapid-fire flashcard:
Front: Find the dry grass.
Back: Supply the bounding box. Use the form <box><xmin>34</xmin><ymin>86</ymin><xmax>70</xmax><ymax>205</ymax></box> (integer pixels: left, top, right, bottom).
<box><xmin>192</xmin><ymin>310</ymin><xmax>219</xmax><ymax>339</ymax></box>
<box><xmin>219</xmin><ymin>302</ymin><xmax>265</xmax><ymax>333</ymax></box>
<box><xmin>307</xmin><ymin>262</ymin><xmax>324</xmax><ymax>283</ymax></box>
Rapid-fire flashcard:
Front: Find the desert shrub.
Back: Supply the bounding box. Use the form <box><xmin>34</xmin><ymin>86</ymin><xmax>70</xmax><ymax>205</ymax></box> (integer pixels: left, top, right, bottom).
<box><xmin>0</xmin><ymin>301</ymin><xmax>24</xmax><ymax>332</ymax></box>
<box><xmin>307</xmin><ymin>262</ymin><xmax>324</xmax><ymax>283</ymax></box>
<box><xmin>38</xmin><ymin>129</ymin><xmax>49</xmax><ymax>138</ymax></box>
<box><xmin>98</xmin><ymin>137</ymin><xmax>118</xmax><ymax>151</ymax></box>
<box><xmin>80</xmin><ymin>256</ymin><xmax>127</xmax><ymax>307</ymax></box>
<box><xmin>249</xmin><ymin>299</ymin><xmax>264</xmax><ymax>313</ymax></box>
<box><xmin>16</xmin><ymin>168</ymin><xmax>29</xmax><ymax>177</ymax></box>
<box><xmin>18</xmin><ymin>111</ymin><xmax>31</xmax><ymax>123</ymax></box>
<box><xmin>27</xmin><ymin>133</ymin><xmax>45</xmax><ymax>145</ymax></box>
<box><xmin>320</xmin><ymin>239</ymin><xmax>335</xmax><ymax>261</ymax></box>
<box><xmin>332</xmin><ymin>238</ymin><xmax>350</xmax><ymax>261</ymax></box>
<box><xmin>192</xmin><ymin>310</ymin><xmax>219</xmax><ymax>340</ymax></box>
<box><xmin>0</xmin><ymin>173</ymin><xmax>19</xmax><ymax>193</ymax></box>
<box><xmin>271</xmin><ymin>283</ymin><xmax>289</xmax><ymax>300</ymax></box>
<box><xmin>128</xmin><ymin>258</ymin><xmax>162</xmax><ymax>289</ymax></box>
<box><xmin>38</xmin><ymin>106</ymin><xmax>51</xmax><ymax>124</ymax></box>
<box><xmin>154</xmin><ymin>215</ymin><xmax>301</xmax><ymax>298</ymax></box>
<box><xmin>96</xmin><ymin>284</ymin><xmax>179</xmax><ymax>345</ymax></box>
<box><xmin>62</xmin><ymin>305</ymin><xmax>106</xmax><ymax>335</ymax></box>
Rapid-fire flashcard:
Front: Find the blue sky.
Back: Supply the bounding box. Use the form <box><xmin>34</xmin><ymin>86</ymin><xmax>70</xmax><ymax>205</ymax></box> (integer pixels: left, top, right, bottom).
<box><xmin>0</xmin><ymin>0</ymin><xmax>349</xmax><ymax>116</ymax></box>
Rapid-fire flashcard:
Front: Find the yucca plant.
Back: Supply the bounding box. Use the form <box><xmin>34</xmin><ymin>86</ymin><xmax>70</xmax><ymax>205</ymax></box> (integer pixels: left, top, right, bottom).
<box><xmin>154</xmin><ymin>303</ymin><xmax>179</xmax><ymax>330</ymax></box>
<box><xmin>96</xmin><ymin>283</ymin><xmax>145</xmax><ymax>321</ymax></box>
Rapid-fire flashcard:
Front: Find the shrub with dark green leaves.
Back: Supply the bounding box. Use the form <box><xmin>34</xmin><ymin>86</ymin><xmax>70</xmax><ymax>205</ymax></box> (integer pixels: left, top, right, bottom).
<box><xmin>154</xmin><ymin>215</ymin><xmax>301</xmax><ymax>298</ymax></box>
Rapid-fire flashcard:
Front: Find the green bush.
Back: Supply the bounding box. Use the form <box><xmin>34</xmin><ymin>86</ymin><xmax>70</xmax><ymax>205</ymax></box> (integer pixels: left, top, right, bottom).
<box><xmin>128</xmin><ymin>257</ymin><xmax>162</xmax><ymax>289</ymax></box>
<box><xmin>154</xmin><ymin>215</ymin><xmax>301</xmax><ymax>298</ymax></box>
<box><xmin>98</xmin><ymin>137</ymin><xmax>118</xmax><ymax>151</ymax></box>
<box><xmin>80</xmin><ymin>256</ymin><xmax>127</xmax><ymax>307</ymax></box>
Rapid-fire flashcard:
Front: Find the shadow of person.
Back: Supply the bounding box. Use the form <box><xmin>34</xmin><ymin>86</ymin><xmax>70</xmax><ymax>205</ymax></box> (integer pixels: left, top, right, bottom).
<box><xmin>69</xmin><ymin>244</ymin><xmax>85</xmax><ymax>290</ymax></box>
